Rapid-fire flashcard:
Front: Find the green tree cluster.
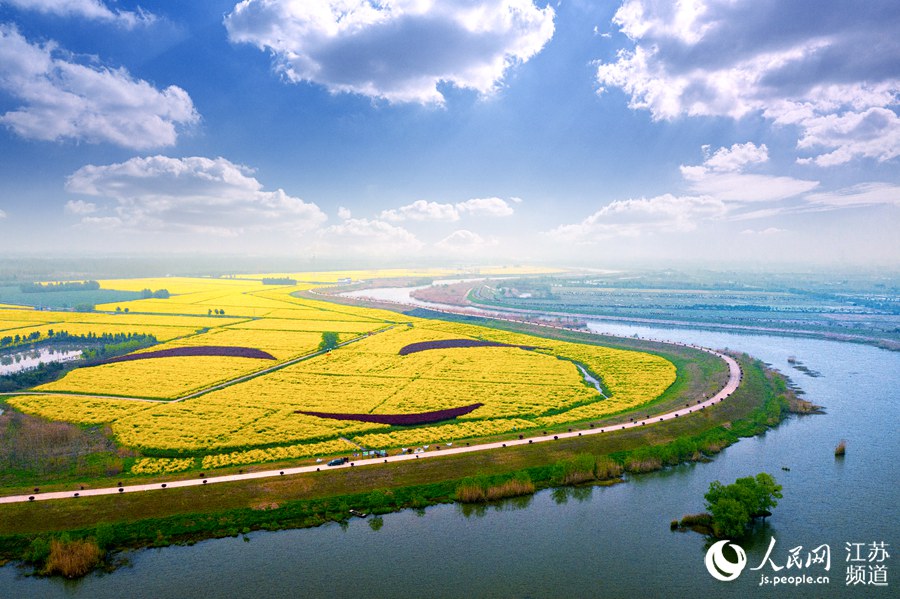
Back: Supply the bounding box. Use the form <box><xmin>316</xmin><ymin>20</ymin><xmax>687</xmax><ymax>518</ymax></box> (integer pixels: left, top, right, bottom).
<box><xmin>318</xmin><ymin>331</ymin><xmax>339</xmax><ymax>352</ymax></box>
<box><xmin>140</xmin><ymin>288</ymin><xmax>170</xmax><ymax>299</ymax></box>
<box><xmin>704</xmin><ymin>473</ymin><xmax>782</xmax><ymax>538</ymax></box>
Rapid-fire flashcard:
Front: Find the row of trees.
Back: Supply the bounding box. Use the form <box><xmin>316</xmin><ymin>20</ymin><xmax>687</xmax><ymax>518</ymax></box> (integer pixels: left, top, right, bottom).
<box><xmin>1</xmin><ymin>329</ymin><xmax>153</xmax><ymax>349</ymax></box>
<box><xmin>139</xmin><ymin>288</ymin><xmax>169</xmax><ymax>299</ymax></box>
<box><xmin>0</xmin><ymin>331</ymin><xmax>41</xmax><ymax>346</ymax></box>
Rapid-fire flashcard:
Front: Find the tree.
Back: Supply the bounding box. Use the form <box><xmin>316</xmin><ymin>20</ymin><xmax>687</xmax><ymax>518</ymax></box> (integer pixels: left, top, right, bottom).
<box><xmin>704</xmin><ymin>473</ymin><xmax>782</xmax><ymax>538</ymax></box>
<box><xmin>706</xmin><ymin>496</ymin><xmax>750</xmax><ymax>539</ymax></box>
<box><xmin>318</xmin><ymin>331</ymin><xmax>339</xmax><ymax>352</ymax></box>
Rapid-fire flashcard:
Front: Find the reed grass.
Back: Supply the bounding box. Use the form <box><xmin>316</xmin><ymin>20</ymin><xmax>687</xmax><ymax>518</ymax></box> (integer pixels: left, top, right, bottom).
<box><xmin>484</xmin><ymin>478</ymin><xmax>535</xmax><ymax>501</ymax></box>
<box><xmin>624</xmin><ymin>456</ymin><xmax>662</xmax><ymax>473</ymax></box>
<box><xmin>455</xmin><ymin>476</ymin><xmax>535</xmax><ymax>503</ymax></box>
<box><xmin>454</xmin><ymin>484</ymin><xmax>486</xmax><ymax>503</ymax></box>
<box><xmin>43</xmin><ymin>538</ymin><xmax>101</xmax><ymax>579</ymax></box>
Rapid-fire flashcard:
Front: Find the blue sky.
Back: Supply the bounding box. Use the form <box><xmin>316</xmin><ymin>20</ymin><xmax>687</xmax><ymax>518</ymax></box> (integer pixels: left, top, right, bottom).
<box><xmin>0</xmin><ymin>0</ymin><xmax>898</xmax><ymax>268</ymax></box>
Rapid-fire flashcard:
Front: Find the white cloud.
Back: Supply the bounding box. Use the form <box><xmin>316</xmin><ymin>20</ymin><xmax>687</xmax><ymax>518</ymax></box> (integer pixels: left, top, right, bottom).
<box><xmin>0</xmin><ymin>25</ymin><xmax>198</xmax><ymax>149</ymax></box>
<box><xmin>701</xmin><ymin>142</ymin><xmax>769</xmax><ymax>173</ymax></box>
<box><xmin>224</xmin><ymin>0</ymin><xmax>556</xmax><ymax>104</ymax></box>
<box><xmin>546</xmin><ymin>194</ymin><xmax>726</xmax><ymax>242</ymax></box>
<box><xmin>681</xmin><ymin>170</ymin><xmax>819</xmax><ymax>203</ymax></box>
<box><xmin>2</xmin><ymin>0</ymin><xmax>155</xmax><ymax>28</ymax></box>
<box><xmin>0</xmin><ymin>208</ymin><xmax>6</xmax><ymax>219</ymax></box>
<box><xmin>380</xmin><ymin>196</ymin><xmax>515</xmax><ymax>221</ymax></box>
<box><xmin>65</xmin><ymin>156</ymin><xmax>327</xmax><ymax>235</ymax></box>
<box><xmin>63</xmin><ymin>199</ymin><xmax>96</xmax><ymax>214</ymax></box>
<box><xmin>78</xmin><ymin>215</ymin><xmax>121</xmax><ymax>229</ymax></box>
<box><xmin>680</xmin><ymin>142</ymin><xmax>818</xmax><ymax>202</ymax></box>
<box><xmin>381</xmin><ymin>200</ymin><xmax>460</xmax><ymax>222</ymax></box>
<box><xmin>320</xmin><ymin>217</ymin><xmax>423</xmax><ymax>255</ymax></box>
<box><xmin>805</xmin><ymin>183</ymin><xmax>900</xmax><ymax>207</ymax></box>
<box><xmin>337</xmin><ymin>206</ymin><xmax>352</xmax><ymax>219</ymax></box>
<box><xmin>795</xmin><ymin>107</ymin><xmax>900</xmax><ymax>166</ymax></box>
<box><xmin>596</xmin><ymin>0</ymin><xmax>900</xmax><ymax>166</ymax></box>
<box><xmin>435</xmin><ymin>229</ymin><xmax>497</xmax><ymax>253</ymax></box>
<box><xmin>456</xmin><ymin>196</ymin><xmax>515</xmax><ymax>217</ymax></box>
<box><xmin>740</xmin><ymin>227</ymin><xmax>785</xmax><ymax>236</ymax></box>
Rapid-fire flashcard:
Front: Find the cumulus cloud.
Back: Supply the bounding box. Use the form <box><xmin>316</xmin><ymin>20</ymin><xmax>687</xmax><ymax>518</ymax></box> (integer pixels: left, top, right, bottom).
<box><xmin>596</xmin><ymin>0</ymin><xmax>900</xmax><ymax>165</ymax></box>
<box><xmin>2</xmin><ymin>0</ymin><xmax>155</xmax><ymax>27</ymax></box>
<box><xmin>65</xmin><ymin>156</ymin><xmax>327</xmax><ymax>236</ymax></box>
<box><xmin>337</xmin><ymin>206</ymin><xmax>352</xmax><ymax>219</ymax></box>
<box><xmin>224</xmin><ymin>0</ymin><xmax>556</xmax><ymax>104</ymax></box>
<box><xmin>435</xmin><ymin>229</ymin><xmax>497</xmax><ymax>253</ymax></box>
<box><xmin>320</xmin><ymin>217</ymin><xmax>423</xmax><ymax>255</ymax></box>
<box><xmin>0</xmin><ymin>25</ymin><xmax>198</xmax><ymax>149</ymax></box>
<box><xmin>380</xmin><ymin>196</ymin><xmax>515</xmax><ymax>221</ymax></box>
<box><xmin>546</xmin><ymin>194</ymin><xmax>726</xmax><ymax>242</ymax></box>
<box><xmin>456</xmin><ymin>196</ymin><xmax>515</xmax><ymax>217</ymax></box>
<box><xmin>680</xmin><ymin>142</ymin><xmax>818</xmax><ymax>202</ymax></box>
<box><xmin>381</xmin><ymin>200</ymin><xmax>460</xmax><ymax>222</ymax></box>
<box><xmin>701</xmin><ymin>142</ymin><xmax>769</xmax><ymax>172</ymax></box>
<box><xmin>0</xmin><ymin>208</ymin><xmax>6</xmax><ymax>219</ymax></box>
<box><xmin>794</xmin><ymin>107</ymin><xmax>900</xmax><ymax>166</ymax></box>
<box><xmin>63</xmin><ymin>199</ymin><xmax>96</xmax><ymax>214</ymax></box>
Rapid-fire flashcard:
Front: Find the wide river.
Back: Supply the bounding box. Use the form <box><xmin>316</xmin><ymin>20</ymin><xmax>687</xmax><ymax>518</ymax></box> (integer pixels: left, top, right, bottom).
<box><xmin>1</xmin><ymin>302</ymin><xmax>897</xmax><ymax>597</ymax></box>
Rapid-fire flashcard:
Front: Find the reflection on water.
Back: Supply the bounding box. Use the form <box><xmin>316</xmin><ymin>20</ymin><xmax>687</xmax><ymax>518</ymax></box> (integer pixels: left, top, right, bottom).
<box><xmin>550</xmin><ymin>485</ymin><xmax>594</xmax><ymax>505</ymax></box>
<box><xmin>0</xmin><ymin>347</ymin><xmax>82</xmax><ymax>374</ymax></box>
<box><xmin>457</xmin><ymin>495</ymin><xmax>535</xmax><ymax>519</ymax></box>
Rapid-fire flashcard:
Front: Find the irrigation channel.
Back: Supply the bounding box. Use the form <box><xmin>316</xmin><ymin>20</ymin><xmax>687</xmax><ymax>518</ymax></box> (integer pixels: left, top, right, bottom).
<box><xmin>2</xmin><ymin>313</ymin><xmax>897</xmax><ymax>598</ymax></box>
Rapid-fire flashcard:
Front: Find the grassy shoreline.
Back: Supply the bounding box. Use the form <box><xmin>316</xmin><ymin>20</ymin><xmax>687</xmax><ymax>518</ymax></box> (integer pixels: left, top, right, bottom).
<box><xmin>0</xmin><ymin>352</ymin><xmax>797</xmax><ymax>575</ymax></box>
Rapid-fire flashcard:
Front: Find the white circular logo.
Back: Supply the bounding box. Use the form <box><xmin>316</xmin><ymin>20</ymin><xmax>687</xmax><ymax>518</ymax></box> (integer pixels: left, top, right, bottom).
<box><xmin>705</xmin><ymin>539</ymin><xmax>748</xmax><ymax>581</ymax></box>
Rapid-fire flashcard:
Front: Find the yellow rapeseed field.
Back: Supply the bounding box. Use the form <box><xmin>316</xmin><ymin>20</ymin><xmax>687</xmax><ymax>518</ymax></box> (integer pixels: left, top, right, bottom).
<box><xmin>7</xmin><ymin>272</ymin><xmax>678</xmax><ymax>471</ymax></box>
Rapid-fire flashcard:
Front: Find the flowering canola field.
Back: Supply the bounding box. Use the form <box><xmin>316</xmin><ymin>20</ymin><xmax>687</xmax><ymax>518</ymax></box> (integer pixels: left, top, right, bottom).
<box><xmin>4</xmin><ymin>272</ymin><xmax>676</xmax><ymax>472</ymax></box>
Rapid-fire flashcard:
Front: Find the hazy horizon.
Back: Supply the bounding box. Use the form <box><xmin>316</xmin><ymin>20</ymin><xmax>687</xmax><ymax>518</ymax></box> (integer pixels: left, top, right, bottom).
<box><xmin>1</xmin><ymin>1</ymin><xmax>898</xmax><ymax>267</ymax></box>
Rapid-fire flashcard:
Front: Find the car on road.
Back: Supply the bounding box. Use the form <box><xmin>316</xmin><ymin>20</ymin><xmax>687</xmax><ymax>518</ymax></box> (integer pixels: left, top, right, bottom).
<box><xmin>327</xmin><ymin>457</ymin><xmax>349</xmax><ymax>466</ymax></box>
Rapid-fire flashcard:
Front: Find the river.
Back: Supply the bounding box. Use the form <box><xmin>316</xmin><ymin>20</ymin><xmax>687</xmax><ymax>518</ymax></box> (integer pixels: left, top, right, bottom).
<box><xmin>1</xmin><ymin>315</ymin><xmax>897</xmax><ymax>597</ymax></box>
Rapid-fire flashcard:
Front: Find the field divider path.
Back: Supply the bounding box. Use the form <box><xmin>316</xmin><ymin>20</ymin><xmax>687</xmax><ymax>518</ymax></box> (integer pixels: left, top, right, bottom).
<box><xmin>0</xmin><ymin>305</ymin><xmax>742</xmax><ymax>504</ymax></box>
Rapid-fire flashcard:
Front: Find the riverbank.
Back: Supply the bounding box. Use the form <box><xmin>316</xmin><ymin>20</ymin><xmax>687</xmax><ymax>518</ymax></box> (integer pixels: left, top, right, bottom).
<box><xmin>0</xmin><ymin>352</ymin><xmax>796</xmax><ymax>576</ymax></box>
